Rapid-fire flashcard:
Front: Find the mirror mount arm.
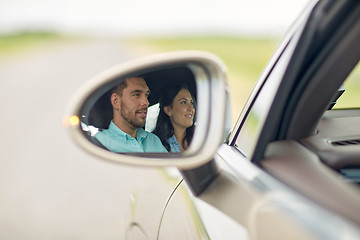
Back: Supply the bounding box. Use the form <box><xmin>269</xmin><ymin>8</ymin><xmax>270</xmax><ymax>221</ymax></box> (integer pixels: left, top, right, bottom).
<box><xmin>181</xmin><ymin>160</ymin><xmax>219</xmax><ymax>196</ymax></box>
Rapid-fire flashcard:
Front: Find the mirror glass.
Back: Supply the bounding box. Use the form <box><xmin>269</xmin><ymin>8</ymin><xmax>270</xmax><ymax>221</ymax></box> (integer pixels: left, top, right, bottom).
<box><xmin>79</xmin><ymin>64</ymin><xmax>202</xmax><ymax>154</ymax></box>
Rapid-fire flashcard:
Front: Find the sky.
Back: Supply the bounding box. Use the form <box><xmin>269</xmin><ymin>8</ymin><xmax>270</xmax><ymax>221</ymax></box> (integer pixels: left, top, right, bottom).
<box><xmin>0</xmin><ymin>0</ymin><xmax>311</xmax><ymax>37</ymax></box>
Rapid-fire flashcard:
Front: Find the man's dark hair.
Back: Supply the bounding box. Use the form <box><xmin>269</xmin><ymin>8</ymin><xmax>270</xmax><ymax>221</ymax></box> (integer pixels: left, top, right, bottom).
<box><xmin>111</xmin><ymin>76</ymin><xmax>145</xmax><ymax>96</ymax></box>
<box><xmin>111</xmin><ymin>79</ymin><xmax>128</xmax><ymax>96</ymax></box>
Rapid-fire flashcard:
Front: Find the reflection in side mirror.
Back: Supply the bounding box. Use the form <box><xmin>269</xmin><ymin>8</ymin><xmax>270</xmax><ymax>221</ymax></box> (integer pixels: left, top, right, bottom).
<box><xmin>81</xmin><ymin>66</ymin><xmax>197</xmax><ymax>153</ymax></box>
<box><xmin>65</xmin><ymin>51</ymin><xmax>229</xmax><ymax>169</ymax></box>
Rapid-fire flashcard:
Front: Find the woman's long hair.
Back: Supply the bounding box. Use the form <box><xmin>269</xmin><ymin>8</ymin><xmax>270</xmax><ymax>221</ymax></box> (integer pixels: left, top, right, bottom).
<box><xmin>153</xmin><ymin>84</ymin><xmax>195</xmax><ymax>152</ymax></box>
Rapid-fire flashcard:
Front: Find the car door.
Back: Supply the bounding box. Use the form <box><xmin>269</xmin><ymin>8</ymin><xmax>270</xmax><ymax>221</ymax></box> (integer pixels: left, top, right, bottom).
<box><xmin>162</xmin><ymin>0</ymin><xmax>360</xmax><ymax>239</ymax></box>
<box><xmin>159</xmin><ymin>18</ymin><xmax>316</xmax><ymax>240</ymax></box>
<box><xmin>157</xmin><ymin>4</ymin><xmax>313</xmax><ymax>240</ymax></box>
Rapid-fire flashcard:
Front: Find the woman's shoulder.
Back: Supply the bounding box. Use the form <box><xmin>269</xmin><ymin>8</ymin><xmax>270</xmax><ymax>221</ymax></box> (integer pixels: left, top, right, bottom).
<box><xmin>167</xmin><ymin>135</ymin><xmax>181</xmax><ymax>153</ymax></box>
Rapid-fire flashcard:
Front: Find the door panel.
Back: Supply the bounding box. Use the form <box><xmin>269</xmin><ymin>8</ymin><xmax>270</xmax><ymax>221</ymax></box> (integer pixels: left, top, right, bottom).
<box><xmin>125</xmin><ymin>168</ymin><xmax>181</xmax><ymax>240</ymax></box>
<box><xmin>158</xmin><ymin>178</ymin><xmax>250</xmax><ymax>240</ymax></box>
<box><xmin>158</xmin><ymin>178</ymin><xmax>210</xmax><ymax>239</ymax></box>
<box><xmin>200</xmin><ymin>145</ymin><xmax>321</xmax><ymax>240</ymax></box>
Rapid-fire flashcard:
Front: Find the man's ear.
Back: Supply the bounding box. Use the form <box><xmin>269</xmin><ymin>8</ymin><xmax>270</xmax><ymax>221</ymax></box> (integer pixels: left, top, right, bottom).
<box><xmin>164</xmin><ymin>106</ymin><xmax>172</xmax><ymax>117</ymax></box>
<box><xmin>111</xmin><ymin>93</ymin><xmax>120</xmax><ymax>110</ymax></box>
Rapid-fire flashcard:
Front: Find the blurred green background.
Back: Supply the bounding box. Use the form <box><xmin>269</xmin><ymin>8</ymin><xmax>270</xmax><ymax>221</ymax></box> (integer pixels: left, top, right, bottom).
<box><xmin>2</xmin><ymin>32</ymin><xmax>358</xmax><ymax>124</ymax></box>
<box><xmin>1</xmin><ymin>32</ymin><xmax>279</xmax><ymax>122</ymax></box>
<box><xmin>0</xmin><ymin>32</ymin><xmax>65</xmax><ymax>57</ymax></box>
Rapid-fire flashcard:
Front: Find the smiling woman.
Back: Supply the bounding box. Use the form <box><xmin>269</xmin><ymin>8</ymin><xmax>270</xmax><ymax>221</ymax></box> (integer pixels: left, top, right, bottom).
<box><xmin>153</xmin><ymin>84</ymin><xmax>196</xmax><ymax>153</ymax></box>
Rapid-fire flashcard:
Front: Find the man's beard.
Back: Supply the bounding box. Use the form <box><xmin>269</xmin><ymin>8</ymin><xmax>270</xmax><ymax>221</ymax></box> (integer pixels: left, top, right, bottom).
<box><xmin>120</xmin><ymin>104</ymin><xmax>146</xmax><ymax>129</ymax></box>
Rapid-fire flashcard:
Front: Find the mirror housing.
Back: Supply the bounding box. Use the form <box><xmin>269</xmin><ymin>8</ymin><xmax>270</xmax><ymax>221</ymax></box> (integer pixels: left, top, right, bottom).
<box><xmin>64</xmin><ymin>51</ymin><xmax>230</xmax><ymax>169</ymax></box>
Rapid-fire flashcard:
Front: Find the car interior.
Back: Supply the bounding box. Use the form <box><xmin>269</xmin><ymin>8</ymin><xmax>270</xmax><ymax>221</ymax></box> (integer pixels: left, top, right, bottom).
<box><xmin>301</xmin><ymin>62</ymin><xmax>360</xmax><ymax>185</ymax></box>
<box><xmin>261</xmin><ymin>12</ymin><xmax>360</xmax><ymax>226</ymax></box>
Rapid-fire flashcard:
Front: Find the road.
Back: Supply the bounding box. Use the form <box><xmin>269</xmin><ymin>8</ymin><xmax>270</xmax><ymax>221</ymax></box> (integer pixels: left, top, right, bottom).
<box><xmin>0</xmin><ymin>39</ymin><xmax>182</xmax><ymax>239</ymax></box>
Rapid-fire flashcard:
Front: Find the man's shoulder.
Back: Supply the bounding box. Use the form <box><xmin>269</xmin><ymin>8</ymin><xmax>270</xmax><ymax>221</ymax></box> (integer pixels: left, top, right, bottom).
<box><xmin>138</xmin><ymin>129</ymin><xmax>167</xmax><ymax>152</ymax></box>
<box><xmin>137</xmin><ymin>128</ymin><xmax>159</xmax><ymax>140</ymax></box>
<box><xmin>146</xmin><ymin>131</ymin><xmax>162</xmax><ymax>140</ymax></box>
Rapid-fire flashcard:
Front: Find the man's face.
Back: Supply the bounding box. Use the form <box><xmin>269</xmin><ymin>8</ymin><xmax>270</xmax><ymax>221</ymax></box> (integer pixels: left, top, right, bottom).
<box><xmin>119</xmin><ymin>77</ymin><xmax>150</xmax><ymax>129</ymax></box>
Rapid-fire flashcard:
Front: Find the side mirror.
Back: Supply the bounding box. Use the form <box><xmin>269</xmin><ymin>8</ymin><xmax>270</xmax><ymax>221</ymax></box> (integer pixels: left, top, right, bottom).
<box><xmin>64</xmin><ymin>51</ymin><xmax>230</xmax><ymax>169</ymax></box>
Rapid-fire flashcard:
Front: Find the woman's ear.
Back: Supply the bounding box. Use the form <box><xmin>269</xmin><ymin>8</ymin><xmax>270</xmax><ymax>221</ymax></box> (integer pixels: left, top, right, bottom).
<box><xmin>111</xmin><ymin>93</ymin><xmax>120</xmax><ymax>110</ymax></box>
<box><xmin>164</xmin><ymin>106</ymin><xmax>172</xmax><ymax>117</ymax></box>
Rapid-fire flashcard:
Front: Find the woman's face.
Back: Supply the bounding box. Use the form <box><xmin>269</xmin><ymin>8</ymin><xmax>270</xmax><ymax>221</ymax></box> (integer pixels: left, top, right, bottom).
<box><xmin>165</xmin><ymin>89</ymin><xmax>195</xmax><ymax>130</ymax></box>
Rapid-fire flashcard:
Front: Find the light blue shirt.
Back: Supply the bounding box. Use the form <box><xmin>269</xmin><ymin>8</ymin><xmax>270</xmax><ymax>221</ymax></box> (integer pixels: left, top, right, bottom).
<box><xmin>168</xmin><ymin>135</ymin><xmax>181</xmax><ymax>153</ymax></box>
<box><xmin>94</xmin><ymin>121</ymin><xmax>167</xmax><ymax>153</ymax></box>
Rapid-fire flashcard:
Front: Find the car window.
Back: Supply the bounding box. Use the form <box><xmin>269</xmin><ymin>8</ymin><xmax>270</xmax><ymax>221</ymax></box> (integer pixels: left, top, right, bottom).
<box><xmin>333</xmin><ymin>61</ymin><xmax>360</xmax><ymax>109</ymax></box>
<box><xmin>235</xmin><ymin>38</ymin><xmax>296</xmax><ymax>158</ymax></box>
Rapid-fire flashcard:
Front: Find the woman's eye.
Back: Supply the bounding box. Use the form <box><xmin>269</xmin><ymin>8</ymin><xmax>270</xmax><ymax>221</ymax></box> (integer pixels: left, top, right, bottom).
<box><xmin>180</xmin><ymin>101</ymin><xmax>186</xmax><ymax>104</ymax></box>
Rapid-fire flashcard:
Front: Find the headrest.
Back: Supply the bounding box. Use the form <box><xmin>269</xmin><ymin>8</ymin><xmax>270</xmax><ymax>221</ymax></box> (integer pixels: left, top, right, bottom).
<box><xmin>88</xmin><ymin>90</ymin><xmax>113</xmax><ymax>129</ymax></box>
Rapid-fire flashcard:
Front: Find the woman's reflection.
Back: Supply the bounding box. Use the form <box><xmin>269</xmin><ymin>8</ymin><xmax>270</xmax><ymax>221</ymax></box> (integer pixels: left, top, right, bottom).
<box><xmin>153</xmin><ymin>84</ymin><xmax>196</xmax><ymax>152</ymax></box>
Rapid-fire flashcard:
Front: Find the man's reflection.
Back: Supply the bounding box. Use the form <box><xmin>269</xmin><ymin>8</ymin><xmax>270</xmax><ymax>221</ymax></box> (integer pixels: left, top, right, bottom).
<box><xmin>93</xmin><ymin>77</ymin><xmax>167</xmax><ymax>153</ymax></box>
<box><xmin>153</xmin><ymin>84</ymin><xmax>195</xmax><ymax>152</ymax></box>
